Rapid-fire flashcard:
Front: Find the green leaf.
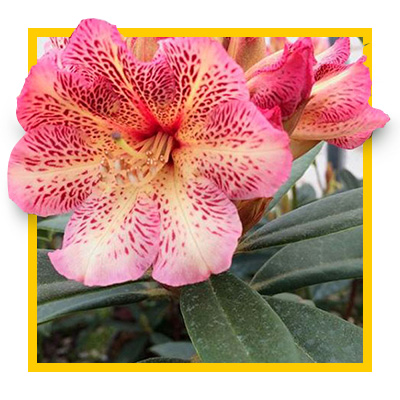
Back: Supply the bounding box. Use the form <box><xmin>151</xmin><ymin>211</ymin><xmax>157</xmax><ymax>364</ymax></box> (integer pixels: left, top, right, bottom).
<box><xmin>180</xmin><ymin>273</ymin><xmax>302</xmax><ymax>363</ymax></box>
<box><xmin>267</xmin><ymin>143</ymin><xmax>323</xmax><ymax>211</ymax></box>
<box><xmin>265</xmin><ymin>297</ymin><xmax>363</xmax><ymax>362</ymax></box>
<box><xmin>238</xmin><ymin>188</ymin><xmax>362</xmax><ymax>253</ymax></box>
<box><xmin>150</xmin><ymin>342</ymin><xmax>196</xmax><ymax>360</ymax></box>
<box><xmin>138</xmin><ymin>357</ymin><xmax>190</xmax><ymax>363</ymax></box>
<box><xmin>336</xmin><ymin>169</ymin><xmax>362</xmax><ymax>191</ymax></box>
<box><xmin>37</xmin><ymin>214</ymin><xmax>71</xmax><ymax>233</ymax></box>
<box><xmin>251</xmin><ymin>226</ymin><xmax>363</xmax><ymax>294</ymax></box>
<box><xmin>296</xmin><ymin>183</ymin><xmax>317</xmax><ymax>207</ymax></box>
<box><xmin>37</xmin><ymin>250</ymin><xmax>167</xmax><ymax>324</ymax></box>
<box><xmin>115</xmin><ymin>336</ymin><xmax>148</xmax><ymax>363</ymax></box>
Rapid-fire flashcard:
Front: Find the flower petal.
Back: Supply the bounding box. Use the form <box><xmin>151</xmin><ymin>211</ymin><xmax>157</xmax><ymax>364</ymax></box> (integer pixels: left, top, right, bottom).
<box><xmin>310</xmin><ymin>59</ymin><xmax>372</xmax><ymax>122</ymax></box>
<box><xmin>314</xmin><ymin>37</ymin><xmax>350</xmax><ymax>80</ymax></box>
<box><xmin>315</xmin><ymin>37</ymin><xmax>350</xmax><ymax>65</ymax></box>
<box><xmin>158</xmin><ymin>37</ymin><xmax>249</xmax><ymax>131</ymax></box>
<box><xmin>293</xmin><ymin>105</ymin><xmax>389</xmax><ymax>147</ymax></box>
<box><xmin>17</xmin><ymin>54</ymin><xmax>151</xmax><ymax>149</ymax></box>
<box><xmin>151</xmin><ymin>166</ymin><xmax>242</xmax><ymax>286</ymax></box>
<box><xmin>62</xmin><ymin>19</ymin><xmax>178</xmax><ymax>133</ymax></box>
<box><xmin>8</xmin><ymin>126</ymin><xmax>101</xmax><ymax>216</ymax></box>
<box><xmin>49</xmin><ymin>37</ymin><xmax>70</xmax><ymax>50</ymax></box>
<box><xmin>247</xmin><ymin>38</ymin><xmax>316</xmax><ymax>119</ymax></box>
<box><xmin>49</xmin><ymin>187</ymin><xmax>160</xmax><ymax>286</ymax></box>
<box><xmin>61</xmin><ymin>19</ymin><xmax>161</xmax><ymax>126</ymax></box>
<box><xmin>175</xmin><ymin>100</ymin><xmax>292</xmax><ymax>200</ymax></box>
<box><xmin>325</xmin><ymin>106</ymin><xmax>390</xmax><ymax>149</ymax></box>
<box><xmin>292</xmin><ymin>58</ymin><xmax>387</xmax><ymax>143</ymax></box>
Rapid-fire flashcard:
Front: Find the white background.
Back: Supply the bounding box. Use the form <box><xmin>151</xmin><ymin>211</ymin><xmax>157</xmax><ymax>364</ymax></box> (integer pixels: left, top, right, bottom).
<box><xmin>0</xmin><ymin>1</ymin><xmax>398</xmax><ymax>398</ymax></box>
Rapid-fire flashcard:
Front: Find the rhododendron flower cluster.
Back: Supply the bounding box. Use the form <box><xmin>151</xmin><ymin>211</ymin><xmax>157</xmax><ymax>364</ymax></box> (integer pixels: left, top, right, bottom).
<box><xmin>8</xmin><ymin>21</ymin><xmax>389</xmax><ymax>288</ymax></box>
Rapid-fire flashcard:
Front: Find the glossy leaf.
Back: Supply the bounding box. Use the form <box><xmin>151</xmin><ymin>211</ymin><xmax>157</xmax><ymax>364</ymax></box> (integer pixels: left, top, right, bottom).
<box><xmin>238</xmin><ymin>188</ymin><xmax>362</xmax><ymax>253</ymax></box>
<box><xmin>265</xmin><ymin>296</ymin><xmax>363</xmax><ymax>362</ymax></box>
<box><xmin>180</xmin><ymin>273</ymin><xmax>302</xmax><ymax>363</ymax></box>
<box><xmin>336</xmin><ymin>169</ymin><xmax>362</xmax><ymax>191</ymax></box>
<box><xmin>37</xmin><ymin>214</ymin><xmax>71</xmax><ymax>232</ymax></box>
<box><xmin>138</xmin><ymin>358</ymin><xmax>190</xmax><ymax>363</ymax></box>
<box><xmin>150</xmin><ymin>342</ymin><xmax>196</xmax><ymax>360</ymax></box>
<box><xmin>37</xmin><ymin>250</ymin><xmax>166</xmax><ymax>324</ymax></box>
<box><xmin>251</xmin><ymin>226</ymin><xmax>363</xmax><ymax>294</ymax></box>
<box><xmin>267</xmin><ymin>143</ymin><xmax>323</xmax><ymax>211</ymax></box>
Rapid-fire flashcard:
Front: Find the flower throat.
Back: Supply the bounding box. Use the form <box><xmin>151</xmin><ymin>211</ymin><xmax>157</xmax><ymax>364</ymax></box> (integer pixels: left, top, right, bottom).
<box><xmin>98</xmin><ymin>131</ymin><xmax>174</xmax><ymax>187</ymax></box>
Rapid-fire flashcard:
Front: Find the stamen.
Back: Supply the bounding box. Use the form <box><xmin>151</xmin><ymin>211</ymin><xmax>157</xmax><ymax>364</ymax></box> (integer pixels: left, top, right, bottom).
<box><xmin>112</xmin><ymin>132</ymin><xmax>147</xmax><ymax>160</ymax></box>
<box><xmin>115</xmin><ymin>173</ymin><xmax>125</xmax><ymax>185</ymax></box>
<box><xmin>114</xmin><ymin>159</ymin><xmax>121</xmax><ymax>171</ymax></box>
<box><xmin>105</xmin><ymin>131</ymin><xmax>175</xmax><ymax>187</ymax></box>
<box><xmin>127</xmin><ymin>170</ymin><xmax>138</xmax><ymax>184</ymax></box>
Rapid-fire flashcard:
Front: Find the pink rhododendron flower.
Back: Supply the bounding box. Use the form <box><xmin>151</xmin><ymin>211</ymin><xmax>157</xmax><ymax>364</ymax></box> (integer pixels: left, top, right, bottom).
<box><xmin>246</xmin><ymin>36</ymin><xmax>389</xmax><ymax>157</ymax></box>
<box><xmin>8</xmin><ymin>19</ymin><xmax>291</xmax><ymax>287</ymax></box>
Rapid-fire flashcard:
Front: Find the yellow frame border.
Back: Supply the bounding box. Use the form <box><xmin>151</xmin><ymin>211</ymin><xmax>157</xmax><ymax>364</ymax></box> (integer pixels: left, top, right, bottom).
<box><xmin>28</xmin><ymin>27</ymin><xmax>372</xmax><ymax>372</ymax></box>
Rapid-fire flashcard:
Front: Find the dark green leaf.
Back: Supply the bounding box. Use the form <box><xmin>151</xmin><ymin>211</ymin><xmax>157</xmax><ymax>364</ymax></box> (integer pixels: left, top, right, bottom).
<box><xmin>180</xmin><ymin>273</ymin><xmax>302</xmax><ymax>363</ymax></box>
<box><xmin>267</xmin><ymin>143</ymin><xmax>323</xmax><ymax>211</ymax></box>
<box><xmin>239</xmin><ymin>188</ymin><xmax>362</xmax><ymax>253</ymax></box>
<box><xmin>251</xmin><ymin>226</ymin><xmax>363</xmax><ymax>294</ymax></box>
<box><xmin>37</xmin><ymin>250</ymin><xmax>166</xmax><ymax>324</ymax></box>
<box><xmin>336</xmin><ymin>169</ymin><xmax>362</xmax><ymax>191</ymax></box>
<box><xmin>265</xmin><ymin>297</ymin><xmax>363</xmax><ymax>362</ymax></box>
<box><xmin>37</xmin><ymin>214</ymin><xmax>71</xmax><ymax>233</ymax></box>
<box><xmin>296</xmin><ymin>183</ymin><xmax>317</xmax><ymax>207</ymax></box>
<box><xmin>115</xmin><ymin>336</ymin><xmax>148</xmax><ymax>363</ymax></box>
<box><xmin>138</xmin><ymin>357</ymin><xmax>190</xmax><ymax>363</ymax></box>
<box><xmin>150</xmin><ymin>342</ymin><xmax>196</xmax><ymax>360</ymax></box>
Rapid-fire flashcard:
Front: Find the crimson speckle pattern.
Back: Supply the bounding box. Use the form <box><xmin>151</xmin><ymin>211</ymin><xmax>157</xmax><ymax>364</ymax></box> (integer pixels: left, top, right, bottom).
<box><xmin>8</xmin><ymin>126</ymin><xmax>101</xmax><ymax>216</ymax></box>
<box><xmin>50</xmin><ymin>188</ymin><xmax>160</xmax><ymax>285</ymax></box>
<box><xmin>174</xmin><ymin>100</ymin><xmax>292</xmax><ymax>199</ymax></box>
<box><xmin>151</xmin><ymin>167</ymin><xmax>242</xmax><ymax>286</ymax></box>
<box><xmin>292</xmin><ymin>57</ymin><xmax>389</xmax><ymax>145</ymax></box>
<box><xmin>159</xmin><ymin>37</ymin><xmax>249</xmax><ymax>132</ymax></box>
<box><xmin>314</xmin><ymin>37</ymin><xmax>350</xmax><ymax>80</ymax></box>
<box><xmin>249</xmin><ymin>38</ymin><xmax>316</xmax><ymax>119</ymax></box>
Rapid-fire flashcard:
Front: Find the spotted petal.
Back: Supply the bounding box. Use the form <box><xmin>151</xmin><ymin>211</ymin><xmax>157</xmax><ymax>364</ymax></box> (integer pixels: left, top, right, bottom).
<box><xmin>175</xmin><ymin>100</ymin><xmax>292</xmax><ymax>200</ymax></box>
<box><xmin>322</xmin><ymin>106</ymin><xmax>389</xmax><ymax>149</ymax></box>
<box><xmin>158</xmin><ymin>37</ymin><xmax>249</xmax><ymax>132</ymax></box>
<box><xmin>315</xmin><ymin>37</ymin><xmax>350</xmax><ymax>64</ymax></box>
<box><xmin>247</xmin><ymin>38</ymin><xmax>316</xmax><ymax>119</ymax></box>
<box><xmin>292</xmin><ymin>58</ymin><xmax>389</xmax><ymax>146</ymax></box>
<box><xmin>8</xmin><ymin>126</ymin><xmax>101</xmax><ymax>216</ymax></box>
<box><xmin>306</xmin><ymin>59</ymin><xmax>371</xmax><ymax>123</ymax></box>
<box><xmin>17</xmin><ymin>54</ymin><xmax>152</xmax><ymax>149</ymax></box>
<box><xmin>62</xmin><ymin>19</ymin><xmax>180</xmax><ymax>133</ymax></box>
<box><xmin>151</xmin><ymin>166</ymin><xmax>242</xmax><ymax>286</ymax></box>
<box><xmin>49</xmin><ymin>187</ymin><xmax>160</xmax><ymax>286</ymax></box>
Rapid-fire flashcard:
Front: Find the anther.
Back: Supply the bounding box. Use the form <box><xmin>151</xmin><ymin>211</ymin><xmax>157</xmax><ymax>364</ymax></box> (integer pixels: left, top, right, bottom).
<box><xmin>114</xmin><ymin>159</ymin><xmax>122</xmax><ymax>171</ymax></box>
<box><xmin>127</xmin><ymin>170</ymin><xmax>138</xmax><ymax>184</ymax></box>
<box><xmin>115</xmin><ymin>173</ymin><xmax>125</xmax><ymax>185</ymax></box>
